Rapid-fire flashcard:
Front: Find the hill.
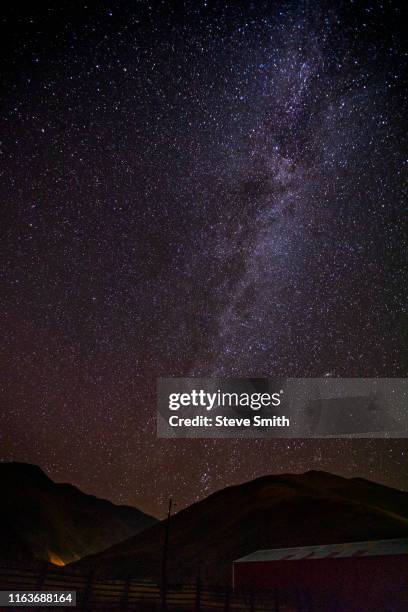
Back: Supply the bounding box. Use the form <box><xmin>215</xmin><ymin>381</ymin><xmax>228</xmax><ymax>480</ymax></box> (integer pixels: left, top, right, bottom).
<box><xmin>71</xmin><ymin>470</ymin><xmax>408</xmax><ymax>582</ymax></box>
<box><xmin>0</xmin><ymin>462</ymin><xmax>157</xmax><ymax>566</ymax></box>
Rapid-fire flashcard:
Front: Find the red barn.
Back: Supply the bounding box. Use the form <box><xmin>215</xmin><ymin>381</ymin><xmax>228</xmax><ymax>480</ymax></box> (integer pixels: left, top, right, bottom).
<box><xmin>233</xmin><ymin>538</ymin><xmax>408</xmax><ymax>611</ymax></box>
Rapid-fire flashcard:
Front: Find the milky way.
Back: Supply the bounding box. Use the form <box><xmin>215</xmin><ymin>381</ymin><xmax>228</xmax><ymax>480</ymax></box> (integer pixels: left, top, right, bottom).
<box><xmin>0</xmin><ymin>1</ymin><xmax>407</xmax><ymax>516</ymax></box>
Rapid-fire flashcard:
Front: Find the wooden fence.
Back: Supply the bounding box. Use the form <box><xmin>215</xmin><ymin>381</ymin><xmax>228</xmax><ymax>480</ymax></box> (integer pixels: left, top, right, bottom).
<box><xmin>0</xmin><ymin>564</ymin><xmax>313</xmax><ymax>610</ymax></box>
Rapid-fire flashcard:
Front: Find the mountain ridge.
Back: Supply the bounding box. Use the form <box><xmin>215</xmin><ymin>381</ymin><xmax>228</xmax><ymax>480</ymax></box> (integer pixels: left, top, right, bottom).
<box><xmin>70</xmin><ymin>470</ymin><xmax>408</xmax><ymax>582</ymax></box>
<box><xmin>0</xmin><ymin>461</ymin><xmax>157</xmax><ymax>566</ymax></box>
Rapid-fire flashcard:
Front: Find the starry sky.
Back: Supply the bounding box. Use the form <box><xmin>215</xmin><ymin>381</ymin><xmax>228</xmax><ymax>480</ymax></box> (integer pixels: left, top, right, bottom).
<box><xmin>0</xmin><ymin>0</ymin><xmax>407</xmax><ymax>518</ymax></box>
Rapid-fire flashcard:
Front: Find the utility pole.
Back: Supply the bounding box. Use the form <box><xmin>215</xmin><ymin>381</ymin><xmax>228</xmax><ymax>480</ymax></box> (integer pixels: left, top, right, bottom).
<box><xmin>160</xmin><ymin>497</ymin><xmax>172</xmax><ymax>611</ymax></box>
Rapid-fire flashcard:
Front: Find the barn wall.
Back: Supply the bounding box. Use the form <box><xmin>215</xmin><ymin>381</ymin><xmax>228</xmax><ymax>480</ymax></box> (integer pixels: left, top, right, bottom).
<box><xmin>233</xmin><ymin>555</ymin><xmax>408</xmax><ymax>611</ymax></box>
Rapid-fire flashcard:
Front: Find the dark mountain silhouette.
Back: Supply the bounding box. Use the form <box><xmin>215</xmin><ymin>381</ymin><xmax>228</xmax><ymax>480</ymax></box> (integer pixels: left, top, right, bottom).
<box><xmin>0</xmin><ymin>462</ymin><xmax>157</xmax><ymax>566</ymax></box>
<box><xmin>71</xmin><ymin>470</ymin><xmax>408</xmax><ymax>582</ymax></box>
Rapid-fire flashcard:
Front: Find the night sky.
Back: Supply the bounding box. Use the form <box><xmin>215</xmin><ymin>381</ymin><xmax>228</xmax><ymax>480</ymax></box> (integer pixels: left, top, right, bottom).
<box><xmin>1</xmin><ymin>0</ymin><xmax>407</xmax><ymax>518</ymax></box>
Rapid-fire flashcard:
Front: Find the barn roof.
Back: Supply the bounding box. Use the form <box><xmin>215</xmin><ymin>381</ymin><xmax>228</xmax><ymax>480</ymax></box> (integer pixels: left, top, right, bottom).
<box><xmin>234</xmin><ymin>538</ymin><xmax>408</xmax><ymax>562</ymax></box>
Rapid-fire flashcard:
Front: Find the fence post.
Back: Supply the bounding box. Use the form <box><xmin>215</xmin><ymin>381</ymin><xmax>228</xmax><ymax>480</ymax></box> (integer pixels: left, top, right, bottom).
<box><xmin>274</xmin><ymin>587</ymin><xmax>280</xmax><ymax>612</ymax></box>
<box><xmin>195</xmin><ymin>573</ymin><xmax>201</xmax><ymax>611</ymax></box>
<box><xmin>250</xmin><ymin>588</ymin><xmax>255</xmax><ymax>612</ymax></box>
<box><xmin>36</xmin><ymin>562</ymin><xmax>48</xmax><ymax>590</ymax></box>
<box><xmin>160</xmin><ymin>574</ymin><xmax>168</xmax><ymax>611</ymax></box>
<box><xmin>81</xmin><ymin>569</ymin><xmax>94</xmax><ymax>609</ymax></box>
<box><xmin>120</xmin><ymin>574</ymin><xmax>132</xmax><ymax>609</ymax></box>
<box><xmin>305</xmin><ymin>589</ymin><xmax>313</xmax><ymax>612</ymax></box>
<box><xmin>224</xmin><ymin>585</ymin><xmax>230</xmax><ymax>612</ymax></box>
